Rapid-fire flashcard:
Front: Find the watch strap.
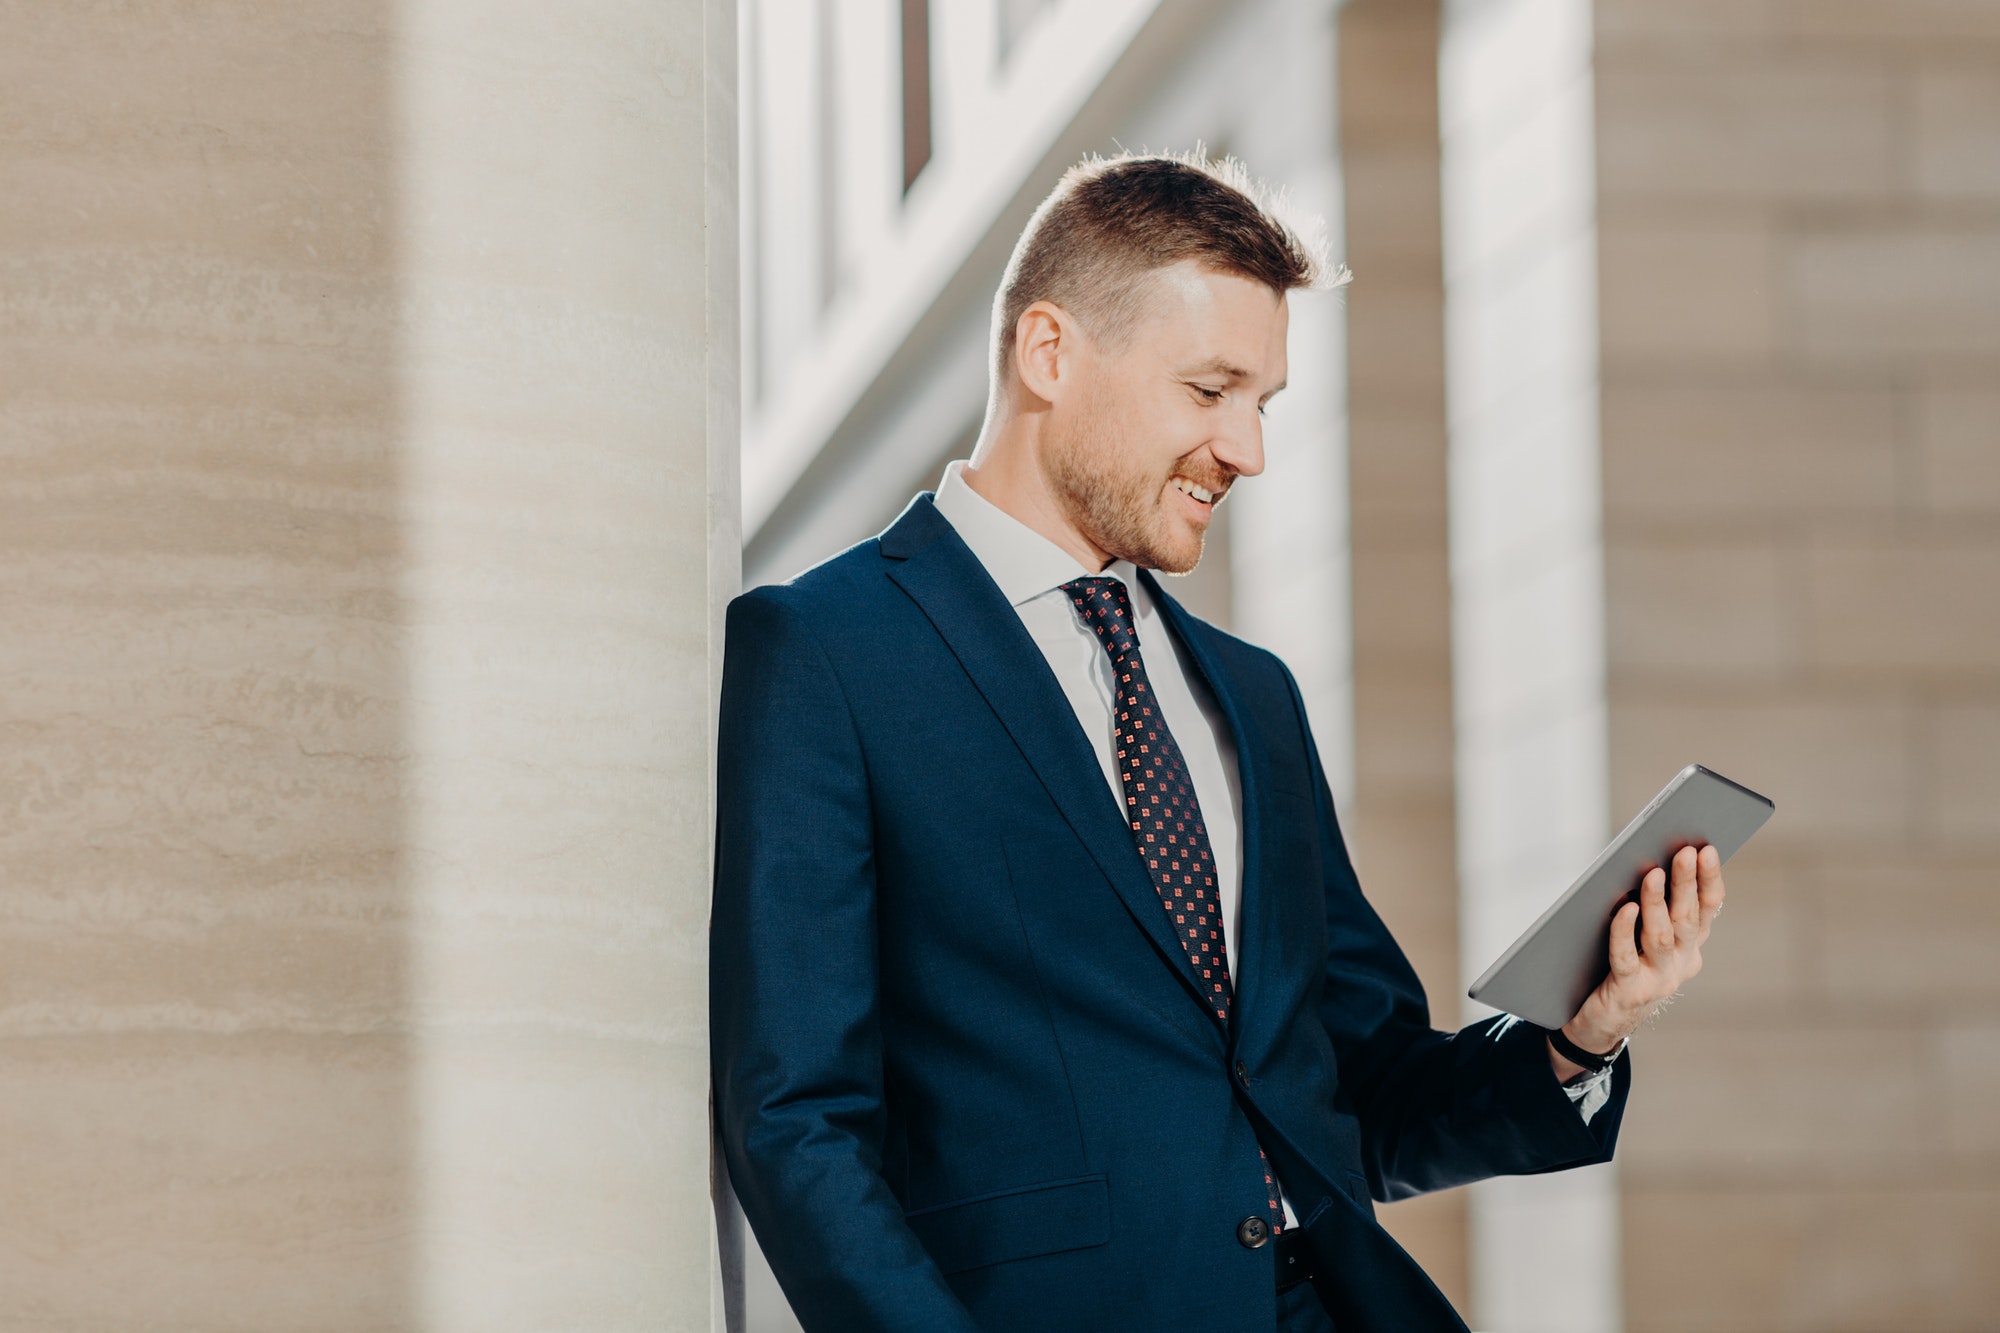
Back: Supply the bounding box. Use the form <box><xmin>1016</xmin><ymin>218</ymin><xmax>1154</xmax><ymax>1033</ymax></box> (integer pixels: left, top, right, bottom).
<box><xmin>1548</xmin><ymin>1025</ymin><xmax>1625</xmax><ymax>1073</ymax></box>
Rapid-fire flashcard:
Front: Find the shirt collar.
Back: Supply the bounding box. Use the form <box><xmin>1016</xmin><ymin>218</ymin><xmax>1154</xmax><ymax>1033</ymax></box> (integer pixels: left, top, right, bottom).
<box><xmin>931</xmin><ymin>458</ymin><xmax>1151</xmax><ymax>614</ymax></box>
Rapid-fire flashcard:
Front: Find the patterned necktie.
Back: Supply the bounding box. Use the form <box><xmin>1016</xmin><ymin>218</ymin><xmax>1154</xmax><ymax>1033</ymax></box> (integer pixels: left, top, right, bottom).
<box><xmin>1061</xmin><ymin>574</ymin><xmax>1283</xmax><ymax>1231</ymax></box>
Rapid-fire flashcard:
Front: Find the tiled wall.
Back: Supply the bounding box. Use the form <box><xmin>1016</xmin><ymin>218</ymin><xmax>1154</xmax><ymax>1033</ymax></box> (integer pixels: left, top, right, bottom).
<box><xmin>1593</xmin><ymin>3</ymin><xmax>2000</xmax><ymax>1329</ymax></box>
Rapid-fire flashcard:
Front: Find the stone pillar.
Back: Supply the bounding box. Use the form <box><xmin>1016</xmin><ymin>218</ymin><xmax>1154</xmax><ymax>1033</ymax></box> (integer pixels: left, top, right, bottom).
<box><xmin>1436</xmin><ymin>1</ymin><xmax>1620</xmax><ymax>1328</ymax></box>
<box><xmin>1227</xmin><ymin>0</ymin><xmax>1356</xmax><ymax>815</ymax></box>
<box><xmin>1591</xmin><ymin>3</ymin><xmax>2000</xmax><ymax>1328</ymax></box>
<box><xmin>0</xmin><ymin>1</ymin><xmax>735</xmax><ymax>1327</ymax></box>
<box><xmin>1336</xmin><ymin>0</ymin><xmax>1468</xmax><ymax>1315</ymax></box>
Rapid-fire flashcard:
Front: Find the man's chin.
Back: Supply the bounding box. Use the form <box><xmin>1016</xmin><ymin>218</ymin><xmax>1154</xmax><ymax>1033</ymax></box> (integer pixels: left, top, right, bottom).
<box><xmin>1086</xmin><ymin>504</ymin><xmax>1204</xmax><ymax>575</ymax></box>
<box><xmin>1134</xmin><ymin>529</ymin><xmax>1204</xmax><ymax>576</ymax></box>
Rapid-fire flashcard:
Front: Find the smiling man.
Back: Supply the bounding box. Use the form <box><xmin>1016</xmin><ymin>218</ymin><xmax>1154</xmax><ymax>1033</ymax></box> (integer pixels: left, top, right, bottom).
<box><xmin>711</xmin><ymin>153</ymin><xmax>1724</xmax><ymax>1332</ymax></box>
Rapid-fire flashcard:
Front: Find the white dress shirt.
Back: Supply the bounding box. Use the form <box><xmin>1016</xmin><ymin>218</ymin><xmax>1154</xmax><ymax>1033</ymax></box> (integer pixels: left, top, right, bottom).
<box><xmin>932</xmin><ymin>458</ymin><xmax>1253</xmax><ymax>972</ymax></box>
<box><xmin>928</xmin><ymin>458</ymin><xmax>1613</xmax><ymax>1217</ymax></box>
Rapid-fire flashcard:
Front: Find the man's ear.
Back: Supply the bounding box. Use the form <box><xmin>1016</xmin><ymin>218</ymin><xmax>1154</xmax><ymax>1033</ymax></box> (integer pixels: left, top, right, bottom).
<box><xmin>1012</xmin><ymin>300</ymin><xmax>1074</xmax><ymax>406</ymax></box>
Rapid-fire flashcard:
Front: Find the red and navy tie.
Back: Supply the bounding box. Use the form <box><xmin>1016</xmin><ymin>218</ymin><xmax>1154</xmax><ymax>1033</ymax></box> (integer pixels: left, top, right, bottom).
<box><xmin>1062</xmin><ymin>575</ymin><xmax>1284</xmax><ymax>1232</ymax></box>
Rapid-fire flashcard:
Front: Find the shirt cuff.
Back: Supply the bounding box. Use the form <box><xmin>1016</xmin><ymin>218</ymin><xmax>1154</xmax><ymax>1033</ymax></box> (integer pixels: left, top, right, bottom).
<box><xmin>1562</xmin><ymin>1063</ymin><xmax>1616</xmax><ymax>1125</ymax></box>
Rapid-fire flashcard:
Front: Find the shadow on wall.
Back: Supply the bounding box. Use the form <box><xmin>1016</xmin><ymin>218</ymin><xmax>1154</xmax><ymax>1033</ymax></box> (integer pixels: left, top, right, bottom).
<box><xmin>0</xmin><ymin>5</ymin><xmax>415</xmax><ymax>1325</ymax></box>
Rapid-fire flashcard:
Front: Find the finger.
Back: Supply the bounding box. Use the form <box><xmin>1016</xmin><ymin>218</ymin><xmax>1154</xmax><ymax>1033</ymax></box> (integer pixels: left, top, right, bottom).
<box><xmin>1639</xmin><ymin>866</ymin><xmax>1675</xmax><ymax>959</ymax></box>
<box><xmin>1669</xmin><ymin>845</ymin><xmax>1700</xmax><ymax>944</ymax></box>
<box><xmin>1696</xmin><ymin>843</ymin><xmax>1726</xmax><ymax>931</ymax></box>
<box><xmin>1607</xmin><ymin>900</ymin><xmax>1641</xmax><ymax>978</ymax></box>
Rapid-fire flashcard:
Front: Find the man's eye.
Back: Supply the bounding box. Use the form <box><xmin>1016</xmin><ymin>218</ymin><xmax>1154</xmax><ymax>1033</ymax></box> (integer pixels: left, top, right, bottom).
<box><xmin>1191</xmin><ymin>385</ymin><xmax>1224</xmax><ymax>403</ymax></box>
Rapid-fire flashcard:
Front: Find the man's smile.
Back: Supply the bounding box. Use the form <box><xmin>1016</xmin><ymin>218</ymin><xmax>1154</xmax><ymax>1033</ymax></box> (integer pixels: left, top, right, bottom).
<box><xmin>1169</xmin><ymin>474</ymin><xmax>1229</xmax><ymax>515</ymax></box>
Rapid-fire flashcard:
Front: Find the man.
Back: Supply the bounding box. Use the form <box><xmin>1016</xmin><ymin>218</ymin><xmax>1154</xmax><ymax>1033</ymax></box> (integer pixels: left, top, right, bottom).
<box><xmin>711</xmin><ymin>153</ymin><xmax>1725</xmax><ymax>1332</ymax></box>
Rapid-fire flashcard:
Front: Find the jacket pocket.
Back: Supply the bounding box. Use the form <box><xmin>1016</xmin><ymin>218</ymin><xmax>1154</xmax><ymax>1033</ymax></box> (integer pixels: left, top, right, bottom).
<box><xmin>904</xmin><ymin>1173</ymin><xmax>1110</xmax><ymax>1276</ymax></box>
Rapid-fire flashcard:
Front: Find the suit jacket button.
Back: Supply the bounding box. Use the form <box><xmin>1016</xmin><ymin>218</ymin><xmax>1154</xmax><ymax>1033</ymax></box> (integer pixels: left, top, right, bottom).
<box><xmin>1234</xmin><ymin>1059</ymin><xmax>1248</xmax><ymax>1084</ymax></box>
<box><xmin>1237</xmin><ymin>1216</ymin><xmax>1270</xmax><ymax>1249</ymax></box>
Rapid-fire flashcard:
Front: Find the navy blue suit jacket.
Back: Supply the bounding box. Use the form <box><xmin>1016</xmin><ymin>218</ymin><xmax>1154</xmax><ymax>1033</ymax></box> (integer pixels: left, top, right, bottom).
<box><xmin>711</xmin><ymin>491</ymin><xmax>1630</xmax><ymax>1332</ymax></box>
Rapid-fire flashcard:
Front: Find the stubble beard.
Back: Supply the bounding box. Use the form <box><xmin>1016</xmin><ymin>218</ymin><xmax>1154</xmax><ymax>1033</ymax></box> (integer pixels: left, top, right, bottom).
<box><xmin>1044</xmin><ymin>403</ymin><xmax>1205</xmax><ymax>576</ymax></box>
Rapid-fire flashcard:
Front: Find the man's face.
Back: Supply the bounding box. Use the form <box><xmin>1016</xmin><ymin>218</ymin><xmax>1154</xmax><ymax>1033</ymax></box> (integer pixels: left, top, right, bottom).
<box><xmin>1042</xmin><ymin>260</ymin><xmax>1289</xmax><ymax>575</ymax></box>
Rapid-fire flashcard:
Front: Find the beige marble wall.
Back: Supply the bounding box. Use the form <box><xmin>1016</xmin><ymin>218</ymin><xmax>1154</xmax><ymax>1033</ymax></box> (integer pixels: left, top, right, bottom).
<box><xmin>0</xmin><ymin>1</ymin><xmax>733</xmax><ymax>1328</ymax></box>
<box><xmin>1592</xmin><ymin>3</ymin><xmax>2000</xmax><ymax>1328</ymax></box>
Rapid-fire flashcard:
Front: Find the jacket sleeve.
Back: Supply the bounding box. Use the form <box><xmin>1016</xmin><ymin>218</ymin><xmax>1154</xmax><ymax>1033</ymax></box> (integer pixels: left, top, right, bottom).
<box><xmin>1275</xmin><ymin>657</ymin><xmax>1632</xmax><ymax>1202</ymax></box>
<box><xmin>709</xmin><ymin>589</ymin><xmax>980</xmax><ymax>1332</ymax></box>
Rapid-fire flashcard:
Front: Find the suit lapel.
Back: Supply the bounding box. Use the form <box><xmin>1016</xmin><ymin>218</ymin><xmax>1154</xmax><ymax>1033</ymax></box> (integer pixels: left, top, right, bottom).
<box><xmin>1136</xmin><ymin>567</ymin><xmax>1285</xmax><ymax>1061</ymax></box>
<box><xmin>880</xmin><ymin>495</ymin><xmax>1220</xmax><ymax>1029</ymax></box>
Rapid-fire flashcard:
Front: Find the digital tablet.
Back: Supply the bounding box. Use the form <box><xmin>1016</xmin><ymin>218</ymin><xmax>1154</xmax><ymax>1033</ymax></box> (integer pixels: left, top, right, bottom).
<box><xmin>1466</xmin><ymin>763</ymin><xmax>1774</xmax><ymax>1031</ymax></box>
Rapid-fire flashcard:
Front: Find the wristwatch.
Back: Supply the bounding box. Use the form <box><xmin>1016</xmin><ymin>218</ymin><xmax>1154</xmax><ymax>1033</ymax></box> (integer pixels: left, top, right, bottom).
<box><xmin>1548</xmin><ymin>1025</ymin><xmax>1627</xmax><ymax>1082</ymax></box>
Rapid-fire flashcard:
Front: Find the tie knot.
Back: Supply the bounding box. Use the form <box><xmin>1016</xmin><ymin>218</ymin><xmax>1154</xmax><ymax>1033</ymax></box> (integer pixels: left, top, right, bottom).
<box><xmin>1061</xmin><ymin>575</ymin><xmax>1139</xmax><ymax>658</ymax></box>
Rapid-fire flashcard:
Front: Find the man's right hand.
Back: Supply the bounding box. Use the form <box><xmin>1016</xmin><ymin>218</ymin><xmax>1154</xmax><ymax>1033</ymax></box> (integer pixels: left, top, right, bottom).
<box><xmin>1549</xmin><ymin>843</ymin><xmax>1724</xmax><ymax>1080</ymax></box>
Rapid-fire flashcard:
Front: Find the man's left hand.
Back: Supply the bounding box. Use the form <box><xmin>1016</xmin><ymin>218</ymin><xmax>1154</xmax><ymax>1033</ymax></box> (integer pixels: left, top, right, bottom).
<box><xmin>1548</xmin><ymin>843</ymin><xmax>1725</xmax><ymax>1081</ymax></box>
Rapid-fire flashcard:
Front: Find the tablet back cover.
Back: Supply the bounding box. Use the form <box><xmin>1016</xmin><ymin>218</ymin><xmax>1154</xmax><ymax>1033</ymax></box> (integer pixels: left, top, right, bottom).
<box><xmin>1466</xmin><ymin>764</ymin><xmax>1774</xmax><ymax>1030</ymax></box>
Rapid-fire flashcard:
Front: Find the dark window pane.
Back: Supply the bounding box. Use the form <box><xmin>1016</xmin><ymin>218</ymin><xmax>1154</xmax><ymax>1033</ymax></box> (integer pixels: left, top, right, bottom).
<box><xmin>901</xmin><ymin>0</ymin><xmax>931</xmax><ymax>192</ymax></box>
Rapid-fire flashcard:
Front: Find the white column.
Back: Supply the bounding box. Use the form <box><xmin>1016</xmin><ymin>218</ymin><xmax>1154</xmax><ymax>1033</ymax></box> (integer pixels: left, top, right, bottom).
<box><xmin>829</xmin><ymin>0</ymin><xmax>901</xmax><ymax>298</ymax></box>
<box><xmin>1225</xmin><ymin>0</ymin><xmax>1357</xmax><ymax>814</ymax></box>
<box><xmin>1438</xmin><ymin>1</ymin><xmax>1619</xmax><ymax>1329</ymax></box>
<box><xmin>749</xmin><ymin>0</ymin><xmax>826</xmax><ymax>397</ymax></box>
<box><xmin>395</xmin><ymin>1</ymin><xmax>736</xmax><ymax>1328</ymax></box>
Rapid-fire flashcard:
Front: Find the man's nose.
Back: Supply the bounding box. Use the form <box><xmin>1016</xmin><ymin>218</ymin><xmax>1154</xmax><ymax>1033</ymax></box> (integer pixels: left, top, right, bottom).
<box><xmin>1211</xmin><ymin>407</ymin><xmax>1265</xmax><ymax>479</ymax></box>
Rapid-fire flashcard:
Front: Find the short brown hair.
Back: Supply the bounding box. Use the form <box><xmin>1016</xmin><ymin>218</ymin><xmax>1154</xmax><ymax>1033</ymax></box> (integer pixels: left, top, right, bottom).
<box><xmin>990</xmin><ymin>150</ymin><xmax>1346</xmax><ymax>384</ymax></box>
